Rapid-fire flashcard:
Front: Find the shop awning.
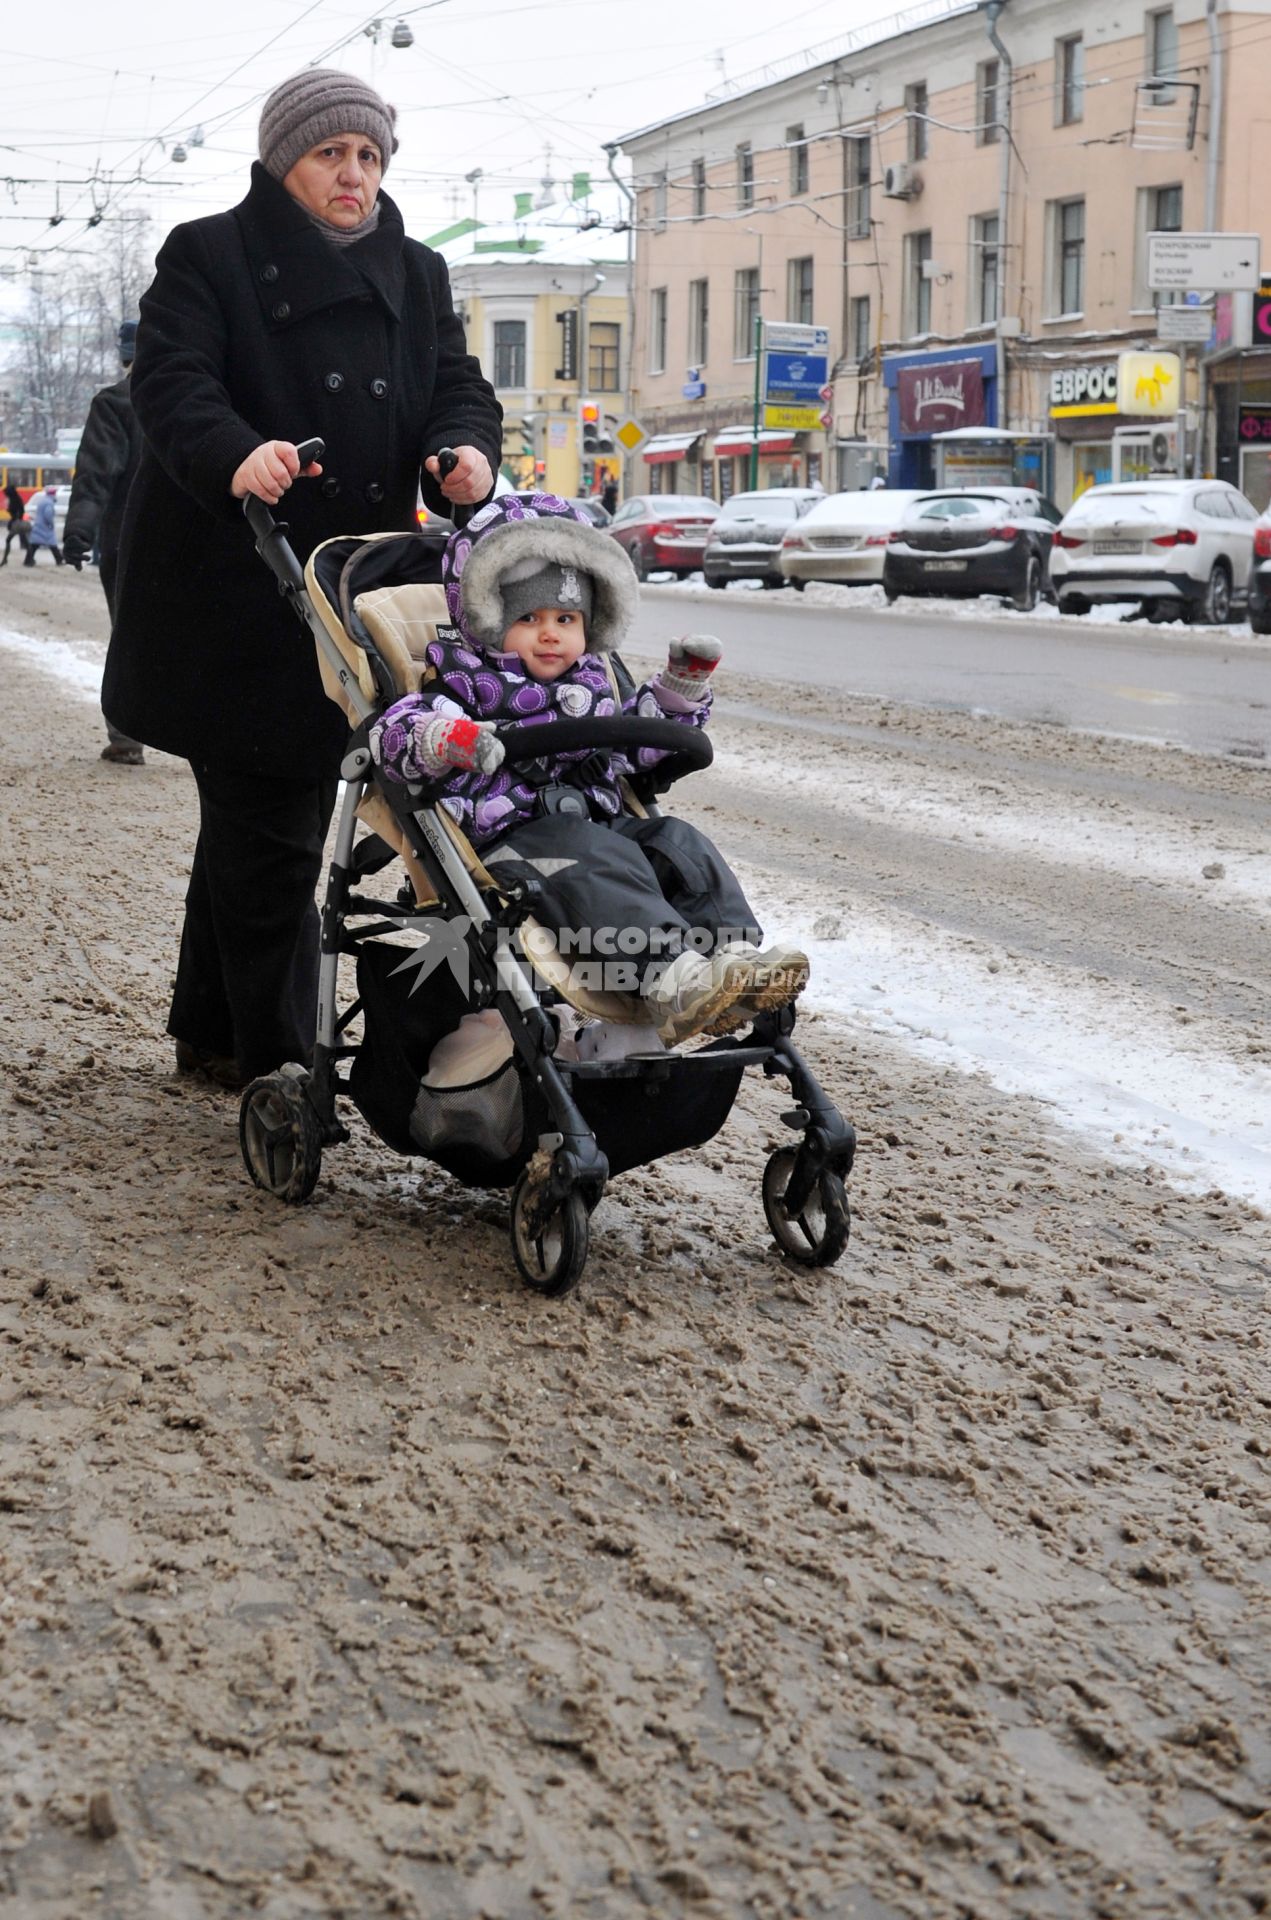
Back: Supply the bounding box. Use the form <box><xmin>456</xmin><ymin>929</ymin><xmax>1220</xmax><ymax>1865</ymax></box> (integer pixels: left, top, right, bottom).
<box><xmin>712</xmin><ymin>427</ymin><xmax>798</xmax><ymax>456</ymax></box>
<box><xmin>642</xmin><ymin>432</ymin><xmax>703</xmax><ymax>464</ymax></box>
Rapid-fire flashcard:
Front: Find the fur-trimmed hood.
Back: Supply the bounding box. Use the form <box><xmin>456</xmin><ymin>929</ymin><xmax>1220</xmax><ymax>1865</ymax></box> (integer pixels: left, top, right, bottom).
<box><xmin>442</xmin><ymin>493</ymin><xmax>637</xmax><ymax>653</ymax></box>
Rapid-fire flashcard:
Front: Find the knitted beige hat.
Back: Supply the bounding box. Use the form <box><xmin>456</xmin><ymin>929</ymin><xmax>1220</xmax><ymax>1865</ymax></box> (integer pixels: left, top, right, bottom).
<box><xmin>258</xmin><ymin>69</ymin><xmax>398</xmax><ymax>182</ymax></box>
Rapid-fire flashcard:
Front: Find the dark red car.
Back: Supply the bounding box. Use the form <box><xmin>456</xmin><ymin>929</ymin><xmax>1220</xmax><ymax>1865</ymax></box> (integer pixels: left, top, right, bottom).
<box><xmin>605</xmin><ymin>493</ymin><xmax>719</xmax><ymax>580</ymax></box>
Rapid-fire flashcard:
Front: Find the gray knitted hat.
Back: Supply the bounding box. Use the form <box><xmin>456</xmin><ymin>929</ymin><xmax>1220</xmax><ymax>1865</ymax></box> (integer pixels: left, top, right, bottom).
<box><xmin>499</xmin><ymin>558</ymin><xmax>594</xmax><ymax>635</ymax></box>
<box><xmin>258</xmin><ymin>69</ymin><xmax>398</xmax><ymax>182</ymax></box>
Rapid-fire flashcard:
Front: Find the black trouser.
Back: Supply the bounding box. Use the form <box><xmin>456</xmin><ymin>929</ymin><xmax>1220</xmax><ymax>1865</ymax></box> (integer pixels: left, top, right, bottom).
<box><xmin>24</xmin><ymin>542</ymin><xmax>61</xmax><ymax>566</ymax></box>
<box><xmin>168</xmin><ymin>763</ymin><xmax>338</xmax><ymax>1079</ymax></box>
<box><xmin>1</xmin><ymin>520</ymin><xmax>29</xmax><ymax>562</ymax></box>
<box><xmin>483</xmin><ymin>813</ymin><xmax>762</xmax><ymax>988</ymax></box>
<box><xmin>97</xmin><ymin>549</ymin><xmax>141</xmax><ymax>753</ymax></box>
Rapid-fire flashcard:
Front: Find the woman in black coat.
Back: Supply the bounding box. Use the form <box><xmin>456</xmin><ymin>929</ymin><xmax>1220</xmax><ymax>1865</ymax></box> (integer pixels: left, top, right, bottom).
<box><xmin>103</xmin><ymin>69</ymin><xmax>503</xmax><ymax>1087</ymax></box>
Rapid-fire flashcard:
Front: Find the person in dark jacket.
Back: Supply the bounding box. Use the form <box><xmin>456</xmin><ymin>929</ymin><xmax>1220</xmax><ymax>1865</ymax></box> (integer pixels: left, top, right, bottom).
<box><xmin>2</xmin><ymin>480</ymin><xmax>30</xmax><ymax>563</ymax></box>
<box><xmin>65</xmin><ymin>319</ymin><xmax>146</xmax><ymax>764</ymax></box>
<box><xmin>102</xmin><ymin>68</ymin><xmax>502</xmax><ymax>1089</ymax></box>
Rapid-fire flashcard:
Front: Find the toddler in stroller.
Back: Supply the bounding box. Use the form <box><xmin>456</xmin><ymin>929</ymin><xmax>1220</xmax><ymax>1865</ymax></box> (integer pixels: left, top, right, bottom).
<box><xmin>366</xmin><ymin>492</ymin><xmax>810</xmax><ymax>1045</ymax></box>
<box><xmin>237</xmin><ymin>451</ymin><xmax>855</xmax><ymax>1295</ymax></box>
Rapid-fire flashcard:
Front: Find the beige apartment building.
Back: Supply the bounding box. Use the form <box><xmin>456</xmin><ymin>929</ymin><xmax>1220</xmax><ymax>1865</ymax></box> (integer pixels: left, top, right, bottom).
<box><xmin>614</xmin><ymin>0</ymin><xmax>1271</xmax><ymax>508</ymax></box>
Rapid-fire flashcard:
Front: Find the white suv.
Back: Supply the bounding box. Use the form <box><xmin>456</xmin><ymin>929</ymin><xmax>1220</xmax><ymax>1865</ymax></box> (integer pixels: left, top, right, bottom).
<box><xmin>1049</xmin><ymin>478</ymin><xmax>1257</xmax><ymax>624</ymax></box>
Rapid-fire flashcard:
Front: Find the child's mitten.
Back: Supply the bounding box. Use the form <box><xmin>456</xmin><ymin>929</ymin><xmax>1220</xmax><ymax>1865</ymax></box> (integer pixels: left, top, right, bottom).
<box><xmin>658</xmin><ymin>634</ymin><xmax>722</xmax><ymax>705</ymax></box>
<box><xmin>418</xmin><ymin>713</ymin><xmax>505</xmax><ymax>775</ymax></box>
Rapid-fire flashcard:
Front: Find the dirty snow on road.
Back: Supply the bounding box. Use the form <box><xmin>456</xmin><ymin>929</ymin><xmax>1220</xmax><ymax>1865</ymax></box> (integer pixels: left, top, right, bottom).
<box><xmin>2</xmin><ymin>568</ymin><xmax>1268</xmax><ymax>1920</ymax></box>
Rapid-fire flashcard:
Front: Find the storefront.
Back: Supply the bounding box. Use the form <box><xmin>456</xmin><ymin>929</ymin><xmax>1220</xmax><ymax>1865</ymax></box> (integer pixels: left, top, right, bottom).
<box><xmin>1045</xmin><ymin>360</ymin><xmax>1123</xmax><ymax>502</ymax></box>
<box><xmin>1205</xmin><ymin>293</ymin><xmax>1271</xmax><ymax>509</ymax></box>
<box><xmin>708</xmin><ymin>425</ymin><xmax>805</xmax><ymax>499</ymax></box>
<box><xmin>882</xmin><ymin>343</ymin><xmax>998</xmax><ymax>488</ymax></box>
<box><xmin>640</xmin><ymin>431</ymin><xmax>703</xmax><ymax>496</ymax></box>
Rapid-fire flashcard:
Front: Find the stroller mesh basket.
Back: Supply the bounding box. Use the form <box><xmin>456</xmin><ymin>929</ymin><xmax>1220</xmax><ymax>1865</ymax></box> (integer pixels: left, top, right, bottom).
<box><xmin>410</xmin><ymin>1059</ymin><xmax>524</xmax><ymax>1165</ymax></box>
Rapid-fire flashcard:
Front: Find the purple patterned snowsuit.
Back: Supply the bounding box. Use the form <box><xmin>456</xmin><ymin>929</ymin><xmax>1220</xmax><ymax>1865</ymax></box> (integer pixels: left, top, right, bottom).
<box><xmin>370</xmin><ymin>494</ymin><xmax>760</xmax><ymax>974</ymax></box>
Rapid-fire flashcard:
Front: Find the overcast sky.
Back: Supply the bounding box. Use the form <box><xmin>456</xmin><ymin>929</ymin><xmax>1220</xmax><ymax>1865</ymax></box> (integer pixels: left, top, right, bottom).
<box><xmin>1</xmin><ymin>0</ymin><xmax>913</xmax><ymax>274</ymax></box>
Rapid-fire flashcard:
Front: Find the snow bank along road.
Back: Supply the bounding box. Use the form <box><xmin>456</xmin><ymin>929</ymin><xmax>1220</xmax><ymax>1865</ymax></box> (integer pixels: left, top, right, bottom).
<box><xmin>1</xmin><ymin>566</ymin><xmax>1268</xmax><ymax>1920</ymax></box>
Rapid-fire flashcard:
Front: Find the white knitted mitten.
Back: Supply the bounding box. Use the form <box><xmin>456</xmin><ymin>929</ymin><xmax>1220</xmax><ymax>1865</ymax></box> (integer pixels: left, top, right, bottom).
<box><xmin>410</xmin><ymin>712</ymin><xmax>505</xmax><ymax>777</ymax></box>
<box><xmin>658</xmin><ymin>634</ymin><xmax>722</xmax><ymax>704</ymax></box>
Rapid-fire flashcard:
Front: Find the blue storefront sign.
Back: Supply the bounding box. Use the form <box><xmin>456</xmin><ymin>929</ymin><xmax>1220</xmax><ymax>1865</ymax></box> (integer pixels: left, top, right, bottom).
<box><xmin>763</xmin><ymin>322</ymin><xmax>829</xmax><ymax>430</ymax></box>
<box><xmin>882</xmin><ymin>341</ymin><xmax>998</xmax><ymax>488</ymax></box>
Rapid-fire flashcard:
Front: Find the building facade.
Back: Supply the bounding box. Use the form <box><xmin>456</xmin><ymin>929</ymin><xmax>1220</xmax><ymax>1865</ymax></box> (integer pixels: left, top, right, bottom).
<box><xmin>439</xmin><ymin>217</ymin><xmax>629</xmax><ymax>500</ymax></box>
<box><xmin>614</xmin><ymin>0</ymin><xmax>1271</xmax><ymax>507</ymax></box>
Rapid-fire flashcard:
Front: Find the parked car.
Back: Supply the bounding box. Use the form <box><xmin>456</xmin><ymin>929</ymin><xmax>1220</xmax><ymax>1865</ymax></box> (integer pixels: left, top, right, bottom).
<box><xmin>778</xmin><ymin>488</ymin><xmax>926</xmax><ymax>589</ymax></box>
<box><xmin>1049</xmin><ymin>478</ymin><xmax>1257</xmax><ymax>623</ymax></box>
<box><xmin>1246</xmin><ymin>508</ymin><xmax>1271</xmax><ymax>634</ymax></box>
<box><xmin>514</xmin><ymin>493</ymin><xmax>611</xmax><ymax>527</ymax></box>
<box><xmin>883</xmin><ymin>487</ymin><xmax>1062</xmax><ymax>611</ymax></box>
<box><xmin>702</xmin><ymin>487</ymin><xmax>821</xmax><ymax>588</ymax></box>
<box><xmin>606</xmin><ymin>494</ymin><xmax>719</xmax><ymax>579</ymax></box>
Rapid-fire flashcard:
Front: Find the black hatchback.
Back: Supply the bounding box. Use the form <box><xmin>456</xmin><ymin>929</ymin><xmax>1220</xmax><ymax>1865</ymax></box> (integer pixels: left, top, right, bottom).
<box><xmin>883</xmin><ymin>487</ymin><xmax>1062</xmax><ymax>611</ymax></box>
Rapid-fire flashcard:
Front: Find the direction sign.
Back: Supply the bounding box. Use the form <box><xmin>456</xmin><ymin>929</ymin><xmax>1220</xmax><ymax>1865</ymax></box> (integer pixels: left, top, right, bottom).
<box><xmin>613</xmin><ymin>415</ymin><xmax>647</xmax><ymax>454</ymax></box>
<box><xmin>1148</xmin><ymin>231</ymin><xmax>1261</xmax><ymax>292</ymax></box>
<box><xmin>763</xmin><ymin>321</ymin><xmax>829</xmax><ymax>433</ymax></box>
<box><xmin>1155</xmin><ymin>304</ymin><xmax>1215</xmax><ymax>344</ymax></box>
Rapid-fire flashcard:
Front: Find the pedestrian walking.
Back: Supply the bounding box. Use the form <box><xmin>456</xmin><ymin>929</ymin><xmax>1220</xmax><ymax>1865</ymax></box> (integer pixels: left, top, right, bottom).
<box><xmin>1</xmin><ymin>480</ymin><xmax>30</xmax><ymax>564</ymax></box>
<box><xmin>24</xmin><ymin>486</ymin><xmax>63</xmax><ymax>566</ymax></box>
<box><xmin>101</xmin><ymin>67</ymin><xmax>502</xmax><ymax>1091</ymax></box>
<box><xmin>64</xmin><ymin>320</ymin><xmax>147</xmax><ymax>766</ymax></box>
<box><xmin>600</xmin><ymin>477</ymin><xmax>618</xmax><ymax>515</ymax></box>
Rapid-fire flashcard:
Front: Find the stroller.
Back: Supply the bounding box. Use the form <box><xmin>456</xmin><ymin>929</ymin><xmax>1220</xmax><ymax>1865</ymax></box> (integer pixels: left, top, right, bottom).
<box><xmin>237</xmin><ymin>443</ymin><xmax>856</xmax><ymax>1295</ymax></box>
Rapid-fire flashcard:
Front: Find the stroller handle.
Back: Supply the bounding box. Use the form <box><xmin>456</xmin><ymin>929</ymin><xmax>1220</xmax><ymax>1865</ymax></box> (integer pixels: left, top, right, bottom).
<box><xmin>496</xmin><ymin>713</ymin><xmax>713</xmax><ymax>777</ymax></box>
<box><xmin>241</xmin><ymin>436</ymin><xmax>326</xmax><ymax>598</ymax></box>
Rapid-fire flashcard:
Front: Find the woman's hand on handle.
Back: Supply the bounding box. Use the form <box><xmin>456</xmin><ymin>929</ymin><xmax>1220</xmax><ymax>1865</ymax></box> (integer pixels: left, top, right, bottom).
<box><xmin>230</xmin><ymin>439</ymin><xmax>323</xmax><ymax>505</ymax></box>
<box><xmin>424</xmin><ymin>445</ymin><xmax>493</xmax><ymax>506</ymax></box>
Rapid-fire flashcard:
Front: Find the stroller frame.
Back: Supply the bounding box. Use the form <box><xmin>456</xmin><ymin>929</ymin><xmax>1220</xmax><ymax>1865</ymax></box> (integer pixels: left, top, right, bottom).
<box><xmin>238</xmin><ymin>475</ymin><xmax>856</xmax><ymax>1294</ymax></box>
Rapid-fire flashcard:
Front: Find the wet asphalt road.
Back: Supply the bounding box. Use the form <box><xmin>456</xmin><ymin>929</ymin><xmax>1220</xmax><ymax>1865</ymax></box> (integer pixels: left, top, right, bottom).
<box><xmin>630</xmin><ymin>584</ymin><xmax>1271</xmax><ymax>761</ymax></box>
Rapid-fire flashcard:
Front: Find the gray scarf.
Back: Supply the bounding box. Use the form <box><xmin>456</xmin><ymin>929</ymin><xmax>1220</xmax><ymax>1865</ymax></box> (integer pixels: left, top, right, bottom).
<box><xmin>306</xmin><ymin>199</ymin><xmax>382</xmax><ymax>248</ymax></box>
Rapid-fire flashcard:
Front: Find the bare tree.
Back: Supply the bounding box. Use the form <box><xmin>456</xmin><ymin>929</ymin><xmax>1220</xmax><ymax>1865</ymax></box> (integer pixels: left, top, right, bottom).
<box><xmin>2</xmin><ymin>214</ymin><xmax>155</xmax><ymax>449</ymax></box>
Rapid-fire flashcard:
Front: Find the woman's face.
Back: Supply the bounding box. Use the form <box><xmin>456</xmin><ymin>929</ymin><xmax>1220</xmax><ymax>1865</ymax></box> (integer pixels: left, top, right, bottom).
<box><xmin>283</xmin><ymin>133</ymin><xmax>383</xmax><ymax>227</ymax></box>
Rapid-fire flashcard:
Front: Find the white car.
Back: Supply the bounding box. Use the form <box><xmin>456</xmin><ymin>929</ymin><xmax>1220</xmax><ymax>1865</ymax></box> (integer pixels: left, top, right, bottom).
<box><xmin>1049</xmin><ymin>478</ymin><xmax>1257</xmax><ymax>624</ymax></box>
<box><xmin>778</xmin><ymin>488</ymin><xmax>926</xmax><ymax>589</ymax></box>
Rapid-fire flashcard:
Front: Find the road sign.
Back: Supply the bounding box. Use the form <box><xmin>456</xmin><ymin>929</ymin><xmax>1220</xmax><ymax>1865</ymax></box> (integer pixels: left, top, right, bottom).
<box><xmin>613</xmin><ymin>416</ymin><xmax>647</xmax><ymax>454</ymax></box>
<box><xmin>1155</xmin><ymin>305</ymin><xmax>1215</xmax><ymax>343</ymax></box>
<box><xmin>1148</xmin><ymin>231</ymin><xmax>1261</xmax><ymax>292</ymax></box>
<box><xmin>763</xmin><ymin>322</ymin><xmax>829</xmax><ymax>433</ymax></box>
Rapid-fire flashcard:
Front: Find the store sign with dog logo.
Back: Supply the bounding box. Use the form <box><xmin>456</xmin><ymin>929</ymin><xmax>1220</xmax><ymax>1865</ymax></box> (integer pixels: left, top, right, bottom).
<box><xmin>896</xmin><ymin>359</ymin><xmax>985</xmax><ymax>435</ymax></box>
<box><xmin>1116</xmin><ymin>351</ymin><xmax>1181</xmax><ymax>418</ymax></box>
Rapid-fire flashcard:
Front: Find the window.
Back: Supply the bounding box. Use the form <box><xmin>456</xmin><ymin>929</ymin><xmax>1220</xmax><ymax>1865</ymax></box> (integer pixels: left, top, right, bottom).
<box><xmin>1148</xmin><ymin>8</ymin><xmax>1179</xmax><ymax>104</ymax></box>
<box><xmin>737</xmin><ymin>142</ymin><xmax>754</xmax><ymax>209</ymax></box>
<box><xmin>492</xmin><ymin>319</ymin><xmax>525</xmax><ymax>389</ymax></box>
<box><xmin>788</xmin><ymin>256</ymin><xmax>814</xmax><ymax>325</ymax></box>
<box><xmin>734</xmin><ymin>267</ymin><xmax>759</xmax><ymax>358</ymax></box>
<box><xmin>973</xmin><ymin>213</ymin><xmax>999</xmax><ymax>325</ymax></box>
<box><xmin>1053</xmin><ymin>198</ymin><xmax>1085</xmax><ymax>315</ymax></box>
<box><xmin>846</xmin><ymin>135</ymin><xmax>871</xmax><ymax>238</ymax></box>
<box><xmin>691</xmin><ymin>157</ymin><xmax>706</xmax><ymax>219</ymax></box>
<box><xmin>1057</xmin><ymin>35</ymin><xmax>1084</xmax><ymax>125</ymax></box>
<box><xmin>589</xmin><ymin>321</ymin><xmax>620</xmax><ymax>393</ymax></box>
<box><xmin>850</xmin><ymin>294</ymin><xmax>871</xmax><ymax>362</ymax></box>
<box><xmin>977</xmin><ymin>60</ymin><xmax>1001</xmax><ymax>144</ymax></box>
<box><xmin>905</xmin><ymin>230</ymin><xmax>932</xmax><ymax>335</ymax></box>
<box><xmin>1150</xmin><ymin>183</ymin><xmax>1183</xmax><ymax>306</ymax></box>
<box><xmin>689</xmin><ymin>277</ymin><xmax>709</xmax><ymax>365</ymax></box>
<box><xmin>905</xmin><ymin>82</ymin><xmax>928</xmax><ymax>161</ymax></box>
<box><xmin>649</xmin><ymin>287</ymin><xmax>667</xmax><ymax>373</ymax></box>
<box><xmin>788</xmin><ymin>124</ymin><xmax>808</xmax><ymax>196</ymax></box>
<box><xmin>653</xmin><ymin>170</ymin><xmax>667</xmax><ymax>232</ymax></box>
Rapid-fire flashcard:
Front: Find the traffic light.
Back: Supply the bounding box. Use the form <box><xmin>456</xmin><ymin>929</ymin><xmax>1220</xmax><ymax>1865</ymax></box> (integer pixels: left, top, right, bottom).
<box><xmin>579</xmin><ymin>401</ymin><xmax>614</xmax><ymax>457</ymax></box>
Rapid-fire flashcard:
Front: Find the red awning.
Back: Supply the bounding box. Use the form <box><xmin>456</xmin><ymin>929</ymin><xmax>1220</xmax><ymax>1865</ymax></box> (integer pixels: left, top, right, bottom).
<box><xmin>712</xmin><ymin>431</ymin><xmax>797</xmax><ymax>456</ymax></box>
<box><xmin>642</xmin><ymin>432</ymin><xmax>702</xmax><ymax>464</ymax></box>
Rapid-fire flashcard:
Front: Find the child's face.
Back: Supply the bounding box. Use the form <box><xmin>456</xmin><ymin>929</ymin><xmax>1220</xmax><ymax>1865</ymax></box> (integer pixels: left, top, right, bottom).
<box><xmin>501</xmin><ymin>607</ymin><xmax>587</xmax><ymax>680</ymax></box>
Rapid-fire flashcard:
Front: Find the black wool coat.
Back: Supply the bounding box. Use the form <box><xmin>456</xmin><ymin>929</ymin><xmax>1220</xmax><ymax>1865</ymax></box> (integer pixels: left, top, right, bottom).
<box><xmin>102</xmin><ymin>165</ymin><xmax>503</xmax><ymax>775</ymax></box>
<box><xmin>63</xmin><ymin>376</ymin><xmax>142</xmax><ymax>591</ymax></box>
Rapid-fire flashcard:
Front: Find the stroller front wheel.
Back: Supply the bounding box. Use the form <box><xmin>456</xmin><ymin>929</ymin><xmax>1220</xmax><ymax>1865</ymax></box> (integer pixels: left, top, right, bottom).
<box><xmin>510</xmin><ymin>1170</ymin><xmax>589</xmax><ymax>1297</ymax></box>
<box><xmin>239</xmin><ymin>1070</ymin><xmax>323</xmax><ymax>1204</ymax></box>
<box><xmin>763</xmin><ymin>1147</ymin><xmax>850</xmax><ymax>1268</ymax></box>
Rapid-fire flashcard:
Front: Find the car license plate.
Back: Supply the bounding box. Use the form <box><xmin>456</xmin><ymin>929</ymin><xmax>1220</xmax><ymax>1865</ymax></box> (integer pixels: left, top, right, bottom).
<box><xmin>923</xmin><ymin>558</ymin><xmax>967</xmax><ymax>572</ymax></box>
<box><xmin>1093</xmin><ymin>540</ymin><xmax>1140</xmax><ymax>555</ymax></box>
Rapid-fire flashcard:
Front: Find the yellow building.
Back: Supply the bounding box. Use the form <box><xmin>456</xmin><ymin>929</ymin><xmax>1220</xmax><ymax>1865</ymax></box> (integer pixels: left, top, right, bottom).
<box><xmin>438</xmin><ymin>215</ymin><xmax>630</xmax><ymax>502</ymax></box>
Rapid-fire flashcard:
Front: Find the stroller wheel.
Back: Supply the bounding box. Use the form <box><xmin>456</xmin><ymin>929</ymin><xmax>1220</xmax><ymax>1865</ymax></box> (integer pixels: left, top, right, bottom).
<box><xmin>239</xmin><ymin>1071</ymin><xmax>323</xmax><ymax>1204</ymax></box>
<box><xmin>762</xmin><ymin>1147</ymin><xmax>850</xmax><ymax>1268</ymax></box>
<box><xmin>510</xmin><ymin>1170</ymin><xmax>589</xmax><ymax>1297</ymax></box>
